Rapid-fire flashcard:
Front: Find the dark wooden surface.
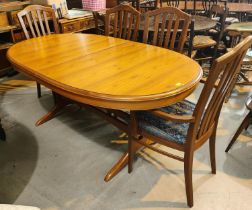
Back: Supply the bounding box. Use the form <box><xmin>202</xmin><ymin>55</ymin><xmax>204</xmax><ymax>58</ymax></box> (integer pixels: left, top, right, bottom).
<box><xmin>139</xmin><ymin>14</ymin><xmax>216</xmax><ymax>31</ymax></box>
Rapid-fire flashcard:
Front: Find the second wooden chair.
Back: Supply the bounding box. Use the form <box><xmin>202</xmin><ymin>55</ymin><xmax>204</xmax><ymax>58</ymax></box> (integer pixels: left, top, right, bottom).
<box><xmin>17</xmin><ymin>5</ymin><xmax>59</xmax><ymax>98</ymax></box>
<box><xmin>105</xmin><ymin>4</ymin><xmax>140</xmax><ymax>41</ymax></box>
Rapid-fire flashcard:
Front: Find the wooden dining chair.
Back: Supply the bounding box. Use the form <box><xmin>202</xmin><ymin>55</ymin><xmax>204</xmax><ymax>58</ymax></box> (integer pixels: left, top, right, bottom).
<box><xmin>142</xmin><ymin>7</ymin><xmax>192</xmax><ymax>54</ymax></box>
<box><xmin>105</xmin><ymin>4</ymin><xmax>140</xmax><ymax>41</ymax></box>
<box><xmin>193</xmin><ymin>4</ymin><xmax>228</xmax><ymax>63</ymax></box>
<box><xmin>17</xmin><ymin>5</ymin><xmax>59</xmax><ymax>98</ymax></box>
<box><xmin>128</xmin><ymin>35</ymin><xmax>252</xmax><ymax>207</ymax></box>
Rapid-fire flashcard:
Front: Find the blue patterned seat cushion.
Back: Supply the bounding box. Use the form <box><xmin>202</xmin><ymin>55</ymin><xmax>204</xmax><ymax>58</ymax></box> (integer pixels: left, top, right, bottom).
<box><xmin>137</xmin><ymin>100</ymin><xmax>196</xmax><ymax>144</ymax></box>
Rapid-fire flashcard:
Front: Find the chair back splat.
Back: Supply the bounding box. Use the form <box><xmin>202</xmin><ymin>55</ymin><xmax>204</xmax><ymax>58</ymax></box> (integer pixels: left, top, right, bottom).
<box><xmin>17</xmin><ymin>5</ymin><xmax>59</xmax><ymax>39</ymax></box>
<box><xmin>142</xmin><ymin>7</ymin><xmax>191</xmax><ymax>53</ymax></box>
<box><xmin>105</xmin><ymin>4</ymin><xmax>140</xmax><ymax>41</ymax></box>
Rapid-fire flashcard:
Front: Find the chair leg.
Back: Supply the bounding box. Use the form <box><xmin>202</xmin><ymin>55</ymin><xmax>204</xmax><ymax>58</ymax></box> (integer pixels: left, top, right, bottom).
<box><xmin>209</xmin><ymin>128</ymin><xmax>217</xmax><ymax>174</ymax></box>
<box><xmin>0</xmin><ymin>125</ymin><xmax>6</xmax><ymax>141</ymax></box>
<box><xmin>36</xmin><ymin>82</ymin><xmax>41</xmax><ymax>98</ymax></box>
<box><xmin>128</xmin><ymin>136</ymin><xmax>134</xmax><ymax>173</ymax></box>
<box><xmin>225</xmin><ymin>112</ymin><xmax>251</xmax><ymax>153</ymax></box>
<box><xmin>184</xmin><ymin>151</ymin><xmax>194</xmax><ymax>207</ymax></box>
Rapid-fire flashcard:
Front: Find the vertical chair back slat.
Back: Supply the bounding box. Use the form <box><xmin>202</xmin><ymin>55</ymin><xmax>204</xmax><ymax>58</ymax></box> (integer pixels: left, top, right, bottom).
<box><xmin>43</xmin><ymin>11</ymin><xmax>51</xmax><ymax>35</ymax></box>
<box><xmin>163</xmin><ymin>14</ymin><xmax>173</xmax><ymax>48</ymax></box>
<box><xmin>37</xmin><ymin>10</ymin><xmax>46</xmax><ymax>36</ymax></box>
<box><xmin>127</xmin><ymin>13</ymin><xmax>134</xmax><ymax>40</ymax></box>
<box><xmin>17</xmin><ymin>5</ymin><xmax>59</xmax><ymax>40</ymax></box>
<box><xmin>118</xmin><ymin>11</ymin><xmax>123</xmax><ymax>38</ymax></box>
<box><xmin>26</xmin><ymin>13</ymin><xmax>36</xmax><ymax>37</ymax></box>
<box><xmin>169</xmin><ymin>16</ymin><xmax>180</xmax><ymax>50</ymax></box>
<box><xmin>158</xmin><ymin>13</ymin><xmax>167</xmax><ymax>47</ymax></box>
<box><xmin>122</xmin><ymin>11</ymin><xmax>128</xmax><ymax>39</ymax></box>
<box><xmin>30</xmin><ymin>11</ymin><xmax>41</xmax><ymax>36</ymax></box>
<box><xmin>152</xmin><ymin>14</ymin><xmax>160</xmax><ymax>46</ymax></box>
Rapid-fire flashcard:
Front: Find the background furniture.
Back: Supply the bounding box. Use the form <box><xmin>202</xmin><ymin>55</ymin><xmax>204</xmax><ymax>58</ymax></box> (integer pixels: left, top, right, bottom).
<box><xmin>7</xmin><ymin>33</ymin><xmax>202</xmax><ymax>182</ymax></box>
<box><xmin>128</xmin><ymin>36</ymin><xmax>252</xmax><ymax>207</ymax></box>
<box><xmin>105</xmin><ymin>4</ymin><xmax>140</xmax><ymax>41</ymax></box>
<box><xmin>141</xmin><ymin>7</ymin><xmax>192</xmax><ymax>54</ymax></box>
<box><xmin>179</xmin><ymin>2</ymin><xmax>252</xmax><ymax>14</ymax></box>
<box><xmin>193</xmin><ymin>4</ymin><xmax>228</xmax><ymax>62</ymax></box>
<box><xmin>225</xmin><ymin>95</ymin><xmax>252</xmax><ymax>152</ymax></box>
<box><xmin>139</xmin><ymin>14</ymin><xmax>216</xmax><ymax>32</ymax></box>
<box><xmin>17</xmin><ymin>5</ymin><xmax>59</xmax><ymax>98</ymax></box>
<box><xmin>0</xmin><ymin>11</ymin><xmax>16</xmax><ymax>77</ymax></box>
<box><xmin>225</xmin><ymin>22</ymin><xmax>252</xmax><ymax>99</ymax></box>
<box><xmin>58</xmin><ymin>12</ymin><xmax>95</xmax><ymax>33</ymax></box>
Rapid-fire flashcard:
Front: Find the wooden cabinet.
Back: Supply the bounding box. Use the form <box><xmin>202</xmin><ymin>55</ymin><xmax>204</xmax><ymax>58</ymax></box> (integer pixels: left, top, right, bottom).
<box><xmin>58</xmin><ymin>13</ymin><xmax>95</xmax><ymax>33</ymax></box>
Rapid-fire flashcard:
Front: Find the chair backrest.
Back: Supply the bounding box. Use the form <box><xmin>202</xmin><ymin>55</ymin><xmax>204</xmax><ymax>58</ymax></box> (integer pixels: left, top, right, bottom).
<box><xmin>142</xmin><ymin>7</ymin><xmax>191</xmax><ymax>53</ymax></box>
<box><xmin>105</xmin><ymin>4</ymin><xmax>140</xmax><ymax>41</ymax></box>
<box><xmin>190</xmin><ymin>36</ymin><xmax>252</xmax><ymax>146</ymax></box>
<box><xmin>201</xmin><ymin>0</ymin><xmax>218</xmax><ymax>15</ymax></box>
<box><xmin>17</xmin><ymin>5</ymin><xmax>59</xmax><ymax>39</ymax></box>
<box><xmin>160</xmin><ymin>0</ymin><xmax>180</xmax><ymax>8</ymax></box>
<box><xmin>209</xmin><ymin>4</ymin><xmax>228</xmax><ymax>48</ymax></box>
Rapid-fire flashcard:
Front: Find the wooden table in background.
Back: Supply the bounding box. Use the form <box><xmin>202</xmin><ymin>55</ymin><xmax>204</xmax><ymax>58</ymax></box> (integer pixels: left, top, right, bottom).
<box><xmin>226</xmin><ymin>22</ymin><xmax>252</xmax><ymax>86</ymax></box>
<box><xmin>139</xmin><ymin>14</ymin><xmax>216</xmax><ymax>32</ymax></box>
<box><xmin>7</xmin><ymin>34</ymin><xmax>202</xmax><ymax>181</ymax></box>
<box><xmin>178</xmin><ymin>1</ymin><xmax>252</xmax><ymax>13</ymax></box>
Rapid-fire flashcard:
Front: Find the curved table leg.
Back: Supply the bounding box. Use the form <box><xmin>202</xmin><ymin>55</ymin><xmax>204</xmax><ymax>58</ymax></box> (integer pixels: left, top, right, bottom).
<box><xmin>104</xmin><ymin>151</ymin><xmax>129</xmax><ymax>182</ymax></box>
<box><xmin>104</xmin><ymin>138</ymin><xmax>147</xmax><ymax>182</ymax></box>
<box><xmin>35</xmin><ymin>94</ymin><xmax>69</xmax><ymax>126</ymax></box>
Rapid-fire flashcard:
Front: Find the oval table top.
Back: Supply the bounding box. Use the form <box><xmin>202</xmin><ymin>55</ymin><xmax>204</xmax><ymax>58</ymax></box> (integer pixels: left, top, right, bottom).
<box><xmin>7</xmin><ymin>34</ymin><xmax>202</xmax><ymax>110</ymax></box>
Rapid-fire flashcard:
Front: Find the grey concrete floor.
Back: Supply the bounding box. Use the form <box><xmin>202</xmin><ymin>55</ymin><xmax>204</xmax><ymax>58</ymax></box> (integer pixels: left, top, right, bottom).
<box><xmin>0</xmin><ymin>74</ymin><xmax>252</xmax><ymax>210</ymax></box>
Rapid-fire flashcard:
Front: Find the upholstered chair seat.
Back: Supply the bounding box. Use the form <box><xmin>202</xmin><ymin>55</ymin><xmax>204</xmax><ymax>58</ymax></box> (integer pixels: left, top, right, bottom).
<box><xmin>137</xmin><ymin>100</ymin><xmax>195</xmax><ymax>144</ymax></box>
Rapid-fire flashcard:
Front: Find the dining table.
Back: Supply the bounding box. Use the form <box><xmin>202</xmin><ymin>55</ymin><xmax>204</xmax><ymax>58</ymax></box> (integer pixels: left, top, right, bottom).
<box><xmin>7</xmin><ymin>33</ymin><xmax>202</xmax><ymax>181</ymax></box>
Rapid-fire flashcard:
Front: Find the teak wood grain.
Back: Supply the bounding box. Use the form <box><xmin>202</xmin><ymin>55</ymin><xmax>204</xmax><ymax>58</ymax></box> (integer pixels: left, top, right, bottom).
<box><xmin>7</xmin><ymin>34</ymin><xmax>202</xmax><ymax>110</ymax></box>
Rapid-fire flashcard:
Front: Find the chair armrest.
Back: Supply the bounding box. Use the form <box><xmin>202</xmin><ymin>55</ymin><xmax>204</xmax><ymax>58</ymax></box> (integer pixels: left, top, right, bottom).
<box><xmin>150</xmin><ymin>110</ymin><xmax>195</xmax><ymax>123</ymax></box>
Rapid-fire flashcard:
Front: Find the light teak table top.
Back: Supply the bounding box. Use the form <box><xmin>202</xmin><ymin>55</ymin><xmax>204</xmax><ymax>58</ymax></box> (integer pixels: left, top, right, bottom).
<box><xmin>7</xmin><ymin>33</ymin><xmax>202</xmax><ymax>181</ymax></box>
<box><xmin>7</xmin><ymin>34</ymin><xmax>202</xmax><ymax>111</ymax></box>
